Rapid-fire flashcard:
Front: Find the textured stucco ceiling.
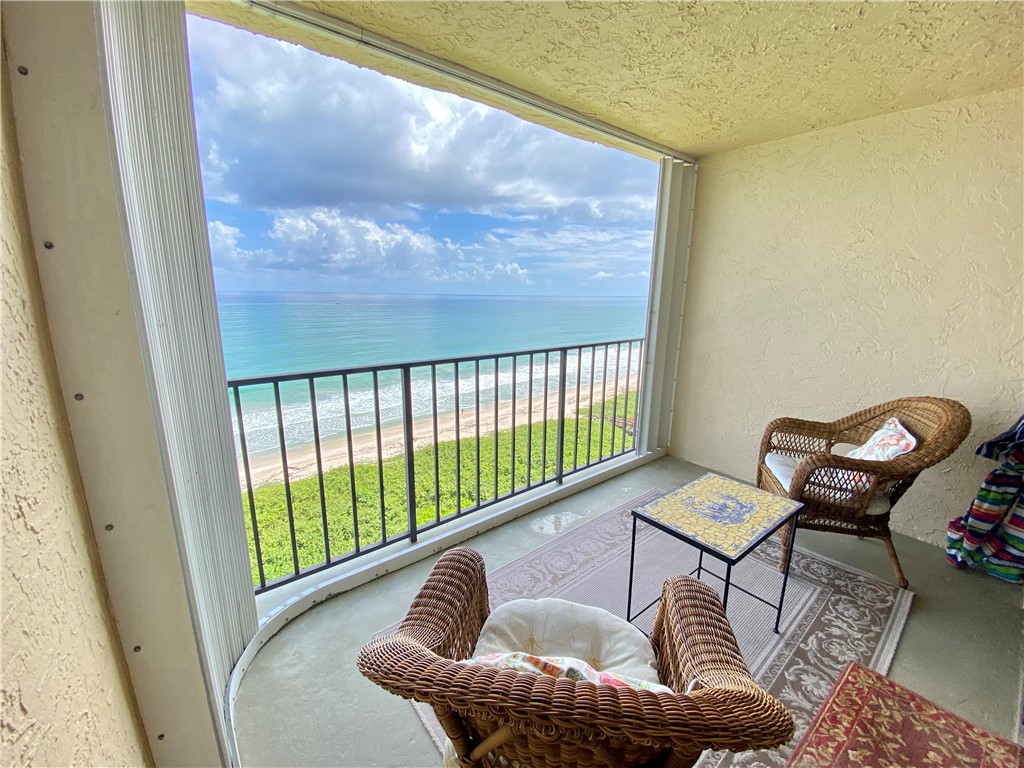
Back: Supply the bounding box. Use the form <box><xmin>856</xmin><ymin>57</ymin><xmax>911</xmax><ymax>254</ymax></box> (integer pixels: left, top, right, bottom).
<box><xmin>195</xmin><ymin>1</ymin><xmax>1023</xmax><ymax>158</ymax></box>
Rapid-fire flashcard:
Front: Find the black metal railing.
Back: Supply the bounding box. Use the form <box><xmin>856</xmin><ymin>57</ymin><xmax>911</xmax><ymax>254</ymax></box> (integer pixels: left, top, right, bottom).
<box><xmin>228</xmin><ymin>337</ymin><xmax>644</xmax><ymax>593</ymax></box>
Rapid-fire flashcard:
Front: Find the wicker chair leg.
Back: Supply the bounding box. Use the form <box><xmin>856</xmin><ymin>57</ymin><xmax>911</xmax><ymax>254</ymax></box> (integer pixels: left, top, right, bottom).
<box><xmin>777</xmin><ymin>520</ymin><xmax>794</xmax><ymax>573</ymax></box>
<box><xmin>882</xmin><ymin>536</ymin><xmax>909</xmax><ymax>589</ymax></box>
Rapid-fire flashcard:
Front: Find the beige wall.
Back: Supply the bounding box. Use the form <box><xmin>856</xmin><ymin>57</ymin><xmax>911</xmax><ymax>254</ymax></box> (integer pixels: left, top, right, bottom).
<box><xmin>1</xmin><ymin>51</ymin><xmax>151</xmax><ymax>766</ymax></box>
<box><xmin>672</xmin><ymin>87</ymin><xmax>1023</xmax><ymax>546</ymax></box>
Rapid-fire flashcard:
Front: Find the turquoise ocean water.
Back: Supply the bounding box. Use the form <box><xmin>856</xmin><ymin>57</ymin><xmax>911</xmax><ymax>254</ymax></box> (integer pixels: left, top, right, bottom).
<box><xmin>219</xmin><ymin>292</ymin><xmax>647</xmax><ymax>454</ymax></box>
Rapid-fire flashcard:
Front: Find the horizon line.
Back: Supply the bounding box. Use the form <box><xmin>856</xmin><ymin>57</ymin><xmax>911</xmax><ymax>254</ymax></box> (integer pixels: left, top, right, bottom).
<box><xmin>215</xmin><ymin>289</ymin><xmax>649</xmax><ymax>300</ymax></box>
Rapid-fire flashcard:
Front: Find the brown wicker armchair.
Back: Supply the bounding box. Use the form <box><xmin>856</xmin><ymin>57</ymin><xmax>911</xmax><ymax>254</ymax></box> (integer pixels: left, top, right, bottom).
<box><xmin>756</xmin><ymin>396</ymin><xmax>971</xmax><ymax>588</ymax></box>
<box><xmin>357</xmin><ymin>547</ymin><xmax>794</xmax><ymax>768</ymax></box>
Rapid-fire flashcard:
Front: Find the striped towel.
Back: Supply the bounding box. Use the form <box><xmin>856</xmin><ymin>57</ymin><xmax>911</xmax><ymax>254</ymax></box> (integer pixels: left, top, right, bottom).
<box><xmin>947</xmin><ymin>415</ymin><xmax>1024</xmax><ymax>583</ymax></box>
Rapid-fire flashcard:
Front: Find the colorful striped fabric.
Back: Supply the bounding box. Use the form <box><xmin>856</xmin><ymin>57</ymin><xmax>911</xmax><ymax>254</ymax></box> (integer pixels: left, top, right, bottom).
<box><xmin>947</xmin><ymin>415</ymin><xmax>1024</xmax><ymax>584</ymax></box>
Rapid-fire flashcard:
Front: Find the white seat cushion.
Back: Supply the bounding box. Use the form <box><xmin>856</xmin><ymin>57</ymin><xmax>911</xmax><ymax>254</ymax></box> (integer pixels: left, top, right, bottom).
<box><xmin>764</xmin><ymin>445</ymin><xmax>891</xmax><ymax>515</ymax></box>
<box><xmin>474</xmin><ymin>597</ymin><xmax>661</xmax><ymax>685</ymax></box>
<box><xmin>442</xmin><ymin>599</ymin><xmax>667</xmax><ymax>767</ymax></box>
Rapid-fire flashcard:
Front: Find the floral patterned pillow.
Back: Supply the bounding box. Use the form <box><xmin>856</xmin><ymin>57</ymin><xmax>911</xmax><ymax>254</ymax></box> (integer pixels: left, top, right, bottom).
<box><xmin>464</xmin><ymin>651</ymin><xmax>673</xmax><ymax>693</ymax></box>
<box><xmin>847</xmin><ymin>417</ymin><xmax>917</xmax><ymax>462</ymax></box>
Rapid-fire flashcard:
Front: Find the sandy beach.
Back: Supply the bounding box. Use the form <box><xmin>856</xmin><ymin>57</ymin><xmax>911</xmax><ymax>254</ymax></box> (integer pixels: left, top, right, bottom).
<box><xmin>241</xmin><ymin>379</ymin><xmax>637</xmax><ymax>488</ymax></box>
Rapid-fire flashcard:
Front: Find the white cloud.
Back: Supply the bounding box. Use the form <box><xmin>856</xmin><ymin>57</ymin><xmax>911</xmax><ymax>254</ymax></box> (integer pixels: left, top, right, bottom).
<box><xmin>202</xmin><ymin>141</ymin><xmax>237</xmax><ymax>203</ymax></box>
<box><xmin>186</xmin><ymin>15</ymin><xmax>657</xmax><ymax>223</ymax></box>
<box><xmin>207</xmin><ymin>207</ymin><xmax>660</xmax><ymax>294</ymax></box>
<box><xmin>187</xmin><ymin>15</ymin><xmax>658</xmax><ymax>296</ymax></box>
<box><xmin>485</xmin><ymin>225</ymin><xmax>655</xmax><ymax>272</ymax></box>
<box><xmin>208</xmin><ymin>213</ymin><xmax>532</xmax><ymax>288</ymax></box>
<box><xmin>207</xmin><ymin>220</ymin><xmax>270</xmax><ymax>270</ymax></box>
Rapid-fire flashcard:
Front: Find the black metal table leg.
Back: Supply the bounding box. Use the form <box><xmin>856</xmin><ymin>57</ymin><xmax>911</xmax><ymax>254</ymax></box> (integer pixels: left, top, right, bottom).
<box><xmin>723</xmin><ymin>561</ymin><xmax>732</xmax><ymax>612</ymax></box>
<box><xmin>775</xmin><ymin>514</ymin><xmax>799</xmax><ymax>633</ymax></box>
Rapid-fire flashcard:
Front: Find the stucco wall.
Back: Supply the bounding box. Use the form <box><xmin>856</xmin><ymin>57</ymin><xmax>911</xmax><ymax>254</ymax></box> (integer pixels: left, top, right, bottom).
<box><xmin>1</xmin><ymin>51</ymin><xmax>151</xmax><ymax>766</ymax></box>
<box><xmin>672</xmin><ymin>87</ymin><xmax>1023</xmax><ymax>546</ymax></box>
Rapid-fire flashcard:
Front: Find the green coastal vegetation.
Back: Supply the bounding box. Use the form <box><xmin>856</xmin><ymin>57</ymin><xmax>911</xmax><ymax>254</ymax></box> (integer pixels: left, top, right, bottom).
<box><xmin>244</xmin><ymin>394</ymin><xmax>637</xmax><ymax>586</ymax></box>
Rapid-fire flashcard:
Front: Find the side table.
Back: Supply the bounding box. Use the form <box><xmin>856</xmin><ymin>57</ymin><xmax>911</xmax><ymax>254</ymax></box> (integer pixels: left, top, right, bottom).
<box><xmin>627</xmin><ymin>473</ymin><xmax>803</xmax><ymax>633</ymax></box>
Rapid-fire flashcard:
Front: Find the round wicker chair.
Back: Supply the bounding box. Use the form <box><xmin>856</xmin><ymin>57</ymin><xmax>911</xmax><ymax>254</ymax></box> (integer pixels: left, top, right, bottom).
<box><xmin>357</xmin><ymin>547</ymin><xmax>794</xmax><ymax>768</ymax></box>
<box><xmin>756</xmin><ymin>396</ymin><xmax>971</xmax><ymax>588</ymax></box>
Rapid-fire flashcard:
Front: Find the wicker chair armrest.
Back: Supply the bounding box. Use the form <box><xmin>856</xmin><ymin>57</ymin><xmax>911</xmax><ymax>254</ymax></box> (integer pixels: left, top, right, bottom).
<box><xmin>789</xmin><ymin>451</ymin><xmax>931</xmax><ymax>493</ymax></box>
<box><xmin>782</xmin><ymin>453</ymin><xmax>896</xmax><ymax>513</ymax></box>
<box><xmin>651</xmin><ymin>575</ymin><xmax>750</xmax><ymax>689</ymax></box>
<box><xmin>758</xmin><ymin>417</ymin><xmax>836</xmax><ymax>463</ymax></box>
<box><xmin>395</xmin><ymin>547</ymin><xmax>490</xmax><ymax>661</ymax></box>
<box><xmin>650</xmin><ymin>575</ymin><xmax>793</xmax><ymax>750</ymax></box>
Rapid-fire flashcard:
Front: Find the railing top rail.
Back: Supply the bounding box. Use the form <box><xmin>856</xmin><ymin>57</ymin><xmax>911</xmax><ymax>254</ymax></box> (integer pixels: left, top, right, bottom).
<box><xmin>227</xmin><ymin>336</ymin><xmax>645</xmax><ymax>388</ymax></box>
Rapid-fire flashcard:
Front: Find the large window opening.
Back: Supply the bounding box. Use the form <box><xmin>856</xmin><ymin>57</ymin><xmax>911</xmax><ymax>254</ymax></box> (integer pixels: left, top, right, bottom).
<box><xmin>186</xmin><ymin>15</ymin><xmax>662</xmax><ymax>592</ymax></box>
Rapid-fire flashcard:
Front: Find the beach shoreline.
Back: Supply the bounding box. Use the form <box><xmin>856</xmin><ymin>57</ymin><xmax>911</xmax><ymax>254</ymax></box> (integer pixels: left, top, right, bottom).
<box><xmin>240</xmin><ymin>381</ymin><xmax>635</xmax><ymax>489</ymax></box>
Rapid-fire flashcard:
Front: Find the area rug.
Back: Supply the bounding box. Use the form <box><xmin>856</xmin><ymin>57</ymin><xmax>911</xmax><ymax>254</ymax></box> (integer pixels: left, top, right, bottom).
<box><xmin>405</xmin><ymin>489</ymin><xmax>914</xmax><ymax>767</ymax></box>
<box><xmin>786</xmin><ymin>660</ymin><xmax>1023</xmax><ymax>767</ymax></box>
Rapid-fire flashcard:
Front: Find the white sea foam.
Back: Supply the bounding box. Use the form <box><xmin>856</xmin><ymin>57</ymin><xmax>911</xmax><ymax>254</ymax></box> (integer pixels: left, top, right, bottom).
<box><xmin>231</xmin><ymin>346</ymin><xmax>641</xmax><ymax>456</ymax></box>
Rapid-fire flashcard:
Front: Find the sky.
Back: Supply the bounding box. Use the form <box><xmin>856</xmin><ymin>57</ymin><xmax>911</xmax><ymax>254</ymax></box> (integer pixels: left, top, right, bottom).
<box><xmin>185</xmin><ymin>15</ymin><xmax>661</xmax><ymax>297</ymax></box>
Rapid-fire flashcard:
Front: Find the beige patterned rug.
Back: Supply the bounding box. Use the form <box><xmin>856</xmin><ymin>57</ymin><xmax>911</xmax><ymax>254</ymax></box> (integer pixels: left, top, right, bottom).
<box><xmin>408</xmin><ymin>489</ymin><xmax>914</xmax><ymax>767</ymax></box>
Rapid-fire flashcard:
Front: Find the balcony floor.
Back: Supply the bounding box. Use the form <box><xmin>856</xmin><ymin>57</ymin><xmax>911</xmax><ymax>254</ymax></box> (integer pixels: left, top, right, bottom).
<box><xmin>232</xmin><ymin>457</ymin><xmax>1022</xmax><ymax>767</ymax></box>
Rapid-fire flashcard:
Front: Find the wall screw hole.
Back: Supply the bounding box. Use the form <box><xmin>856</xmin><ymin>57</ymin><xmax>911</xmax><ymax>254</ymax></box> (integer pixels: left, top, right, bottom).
<box><xmin>17</xmin><ymin>66</ymin><xmax>28</xmax><ymax>76</ymax></box>
<box><xmin>157</xmin><ymin>734</ymin><xmax>165</xmax><ymax>741</ymax></box>
<box><xmin>104</xmin><ymin>524</ymin><xmax>113</xmax><ymax>531</ymax></box>
<box><xmin>43</xmin><ymin>241</ymin><xmax>54</xmax><ymax>250</ymax></box>
<box><xmin>133</xmin><ymin>646</ymin><xmax>141</xmax><ymax>653</ymax></box>
<box><xmin>74</xmin><ymin>393</ymin><xmax>84</xmax><ymax>401</ymax></box>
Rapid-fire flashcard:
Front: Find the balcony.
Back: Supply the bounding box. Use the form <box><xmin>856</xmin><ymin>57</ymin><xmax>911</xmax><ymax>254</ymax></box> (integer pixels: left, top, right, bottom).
<box><xmin>229</xmin><ymin>456</ymin><xmax>1022</xmax><ymax>767</ymax></box>
<box><xmin>4</xmin><ymin>2</ymin><xmax>1019</xmax><ymax>766</ymax></box>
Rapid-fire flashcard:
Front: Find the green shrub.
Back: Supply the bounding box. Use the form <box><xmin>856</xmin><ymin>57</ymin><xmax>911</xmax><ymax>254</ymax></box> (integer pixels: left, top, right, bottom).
<box><xmin>243</xmin><ymin>393</ymin><xmax>637</xmax><ymax>586</ymax></box>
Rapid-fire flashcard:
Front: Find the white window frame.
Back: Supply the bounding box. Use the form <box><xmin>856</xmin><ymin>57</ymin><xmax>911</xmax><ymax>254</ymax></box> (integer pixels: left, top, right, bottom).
<box><xmin>4</xmin><ymin>2</ymin><xmax>697</xmax><ymax>764</ymax></box>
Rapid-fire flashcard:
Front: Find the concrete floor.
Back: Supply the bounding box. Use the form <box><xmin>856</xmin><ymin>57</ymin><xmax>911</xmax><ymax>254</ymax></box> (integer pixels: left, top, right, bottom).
<box><xmin>232</xmin><ymin>457</ymin><xmax>1023</xmax><ymax>767</ymax></box>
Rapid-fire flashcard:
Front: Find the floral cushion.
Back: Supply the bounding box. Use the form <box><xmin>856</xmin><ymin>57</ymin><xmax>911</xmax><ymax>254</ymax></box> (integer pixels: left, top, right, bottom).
<box><xmin>463</xmin><ymin>651</ymin><xmax>673</xmax><ymax>693</ymax></box>
<box><xmin>847</xmin><ymin>417</ymin><xmax>917</xmax><ymax>462</ymax></box>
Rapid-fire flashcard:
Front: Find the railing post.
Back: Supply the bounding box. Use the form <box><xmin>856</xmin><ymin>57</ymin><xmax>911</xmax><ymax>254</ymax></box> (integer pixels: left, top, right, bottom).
<box><xmin>401</xmin><ymin>366</ymin><xmax>418</xmax><ymax>542</ymax></box>
<box><xmin>555</xmin><ymin>348</ymin><xmax>568</xmax><ymax>484</ymax></box>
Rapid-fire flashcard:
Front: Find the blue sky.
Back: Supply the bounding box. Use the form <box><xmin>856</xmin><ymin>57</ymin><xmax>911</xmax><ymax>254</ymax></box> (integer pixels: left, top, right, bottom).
<box><xmin>186</xmin><ymin>15</ymin><xmax>660</xmax><ymax>297</ymax></box>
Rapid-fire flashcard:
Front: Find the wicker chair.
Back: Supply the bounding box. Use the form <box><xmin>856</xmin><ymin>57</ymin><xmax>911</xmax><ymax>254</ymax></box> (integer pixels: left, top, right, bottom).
<box><xmin>756</xmin><ymin>396</ymin><xmax>971</xmax><ymax>588</ymax></box>
<box><xmin>357</xmin><ymin>547</ymin><xmax>794</xmax><ymax>768</ymax></box>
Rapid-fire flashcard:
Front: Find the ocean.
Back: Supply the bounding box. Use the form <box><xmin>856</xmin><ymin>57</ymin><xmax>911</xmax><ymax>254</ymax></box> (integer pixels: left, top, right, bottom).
<box><xmin>218</xmin><ymin>292</ymin><xmax>647</xmax><ymax>455</ymax></box>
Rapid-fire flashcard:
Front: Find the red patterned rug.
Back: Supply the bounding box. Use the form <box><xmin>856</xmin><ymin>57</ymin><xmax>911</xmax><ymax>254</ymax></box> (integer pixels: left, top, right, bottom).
<box><xmin>786</xmin><ymin>661</ymin><xmax>1023</xmax><ymax>767</ymax></box>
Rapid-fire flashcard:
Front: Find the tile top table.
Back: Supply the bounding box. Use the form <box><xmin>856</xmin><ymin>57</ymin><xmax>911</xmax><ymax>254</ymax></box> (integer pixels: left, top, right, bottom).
<box><xmin>627</xmin><ymin>472</ymin><xmax>803</xmax><ymax>633</ymax></box>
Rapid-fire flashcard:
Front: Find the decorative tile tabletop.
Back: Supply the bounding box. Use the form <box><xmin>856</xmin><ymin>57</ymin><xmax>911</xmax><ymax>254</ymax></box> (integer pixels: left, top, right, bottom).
<box><xmin>633</xmin><ymin>473</ymin><xmax>802</xmax><ymax>560</ymax></box>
